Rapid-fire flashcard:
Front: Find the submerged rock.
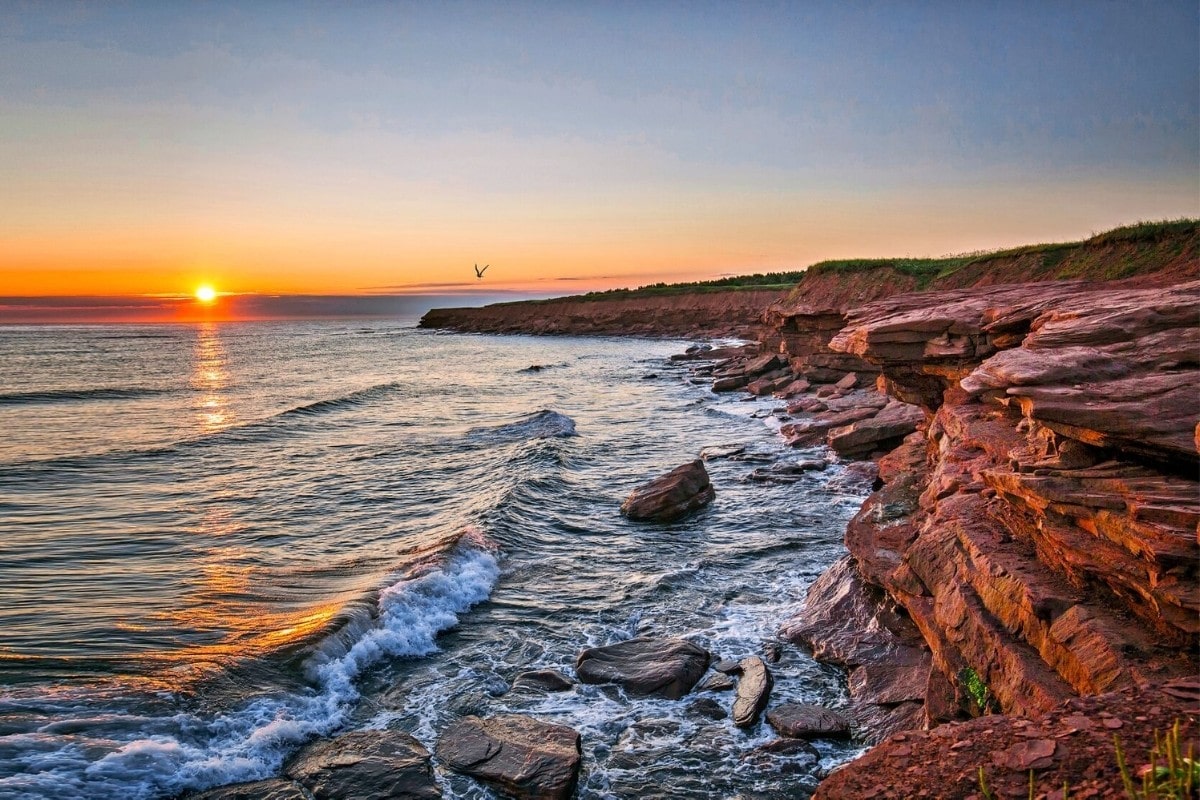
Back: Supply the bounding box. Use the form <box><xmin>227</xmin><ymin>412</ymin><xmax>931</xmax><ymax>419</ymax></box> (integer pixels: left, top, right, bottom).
<box><xmin>436</xmin><ymin>714</ymin><xmax>581</xmax><ymax>800</ymax></box>
<box><xmin>620</xmin><ymin>459</ymin><xmax>715</xmax><ymax>522</ymax></box>
<box><xmin>284</xmin><ymin>729</ymin><xmax>440</xmax><ymax>800</ymax></box>
<box><xmin>731</xmin><ymin>656</ymin><xmax>773</xmax><ymax>727</ymax></box>
<box><xmin>575</xmin><ymin>637</ymin><xmax>710</xmax><ymax>699</ymax></box>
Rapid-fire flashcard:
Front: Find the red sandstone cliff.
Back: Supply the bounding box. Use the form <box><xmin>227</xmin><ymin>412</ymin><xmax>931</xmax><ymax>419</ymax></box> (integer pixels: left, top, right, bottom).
<box><xmin>796</xmin><ymin>279</ymin><xmax>1199</xmax><ymax>797</ymax></box>
<box><xmin>417</xmin><ymin>288</ymin><xmax>786</xmax><ymax>339</ymax></box>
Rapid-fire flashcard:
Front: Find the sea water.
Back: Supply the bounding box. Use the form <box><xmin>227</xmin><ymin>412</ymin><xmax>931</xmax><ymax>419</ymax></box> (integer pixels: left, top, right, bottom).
<box><xmin>0</xmin><ymin>321</ymin><xmax>867</xmax><ymax>799</ymax></box>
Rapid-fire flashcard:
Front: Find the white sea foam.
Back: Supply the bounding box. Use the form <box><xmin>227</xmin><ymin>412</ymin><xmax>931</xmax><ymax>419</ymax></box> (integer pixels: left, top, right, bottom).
<box><xmin>0</xmin><ymin>545</ymin><xmax>499</xmax><ymax>800</ymax></box>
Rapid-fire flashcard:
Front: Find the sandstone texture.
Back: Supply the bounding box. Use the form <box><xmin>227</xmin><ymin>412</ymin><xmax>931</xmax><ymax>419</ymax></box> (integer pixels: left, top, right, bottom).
<box><xmin>436</xmin><ymin>714</ymin><xmax>581</xmax><ymax>800</ymax></box>
<box><xmin>813</xmin><ymin>678</ymin><xmax>1200</xmax><ymax>800</ymax></box>
<box><xmin>620</xmin><ymin>459</ymin><xmax>715</xmax><ymax>522</ymax></box>
<box><xmin>788</xmin><ymin>278</ymin><xmax>1198</xmax><ymax>777</ymax></box>
<box><xmin>283</xmin><ymin>729</ymin><xmax>440</xmax><ymax>800</ymax></box>
<box><xmin>575</xmin><ymin>637</ymin><xmax>710</xmax><ymax>699</ymax></box>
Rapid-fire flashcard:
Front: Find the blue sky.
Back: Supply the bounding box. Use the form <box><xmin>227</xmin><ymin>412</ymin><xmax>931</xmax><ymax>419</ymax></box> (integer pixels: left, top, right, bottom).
<box><xmin>2</xmin><ymin>0</ymin><xmax>1197</xmax><ymax>298</ymax></box>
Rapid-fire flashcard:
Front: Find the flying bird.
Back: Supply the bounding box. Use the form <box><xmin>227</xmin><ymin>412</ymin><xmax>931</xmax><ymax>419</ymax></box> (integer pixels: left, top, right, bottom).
<box><xmin>474</xmin><ymin>263</ymin><xmax>489</xmax><ymax>279</ymax></box>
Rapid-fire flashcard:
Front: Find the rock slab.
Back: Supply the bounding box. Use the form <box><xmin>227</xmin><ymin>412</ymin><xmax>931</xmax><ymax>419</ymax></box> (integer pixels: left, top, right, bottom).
<box><xmin>436</xmin><ymin>714</ymin><xmax>581</xmax><ymax>800</ymax></box>
<box><xmin>766</xmin><ymin>703</ymin><xmax>852</xmax><ymax>739</ymax></box>
<box><xmin>620</xmin><ymin>460</ymin><xmax>715</xmax><ymax>522</ymax></box>
<box><xmin>575</xmin><ymin>637</ymin><xmax>710</xmax><ymax>699</ymax></box>
<box><xmin>284</xmin><ymin>729</ymin><xmax>440</xmax><ymax>800</ymax></box>
<box><xmin>731</xmin><ymin>656</ymin><xmax>773</xmax><ymax>727</ymax></box>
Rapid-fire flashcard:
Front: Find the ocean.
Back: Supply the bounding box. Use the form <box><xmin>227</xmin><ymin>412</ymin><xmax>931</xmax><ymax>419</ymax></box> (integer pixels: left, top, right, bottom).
<box><xmin>0</xmin><ymin>320</ymin><xmax>868</xmax><ymax>799</ymax></box>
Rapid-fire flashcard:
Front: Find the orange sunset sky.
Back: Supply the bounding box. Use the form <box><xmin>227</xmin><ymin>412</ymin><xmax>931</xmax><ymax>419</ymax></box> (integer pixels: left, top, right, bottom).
<box><xmin>2</xmin><ymin>3</ymin><xmax>1197</xmax><ymax>315</ymax></box>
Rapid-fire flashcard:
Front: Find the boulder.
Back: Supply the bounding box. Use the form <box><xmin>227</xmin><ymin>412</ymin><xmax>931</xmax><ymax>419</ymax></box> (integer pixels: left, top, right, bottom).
<box><xmin>731</xmin><ymin>656</ymin><xmax>773</xmax><ymax>727</ymax></box>
<box><xmin>436</xmin><ymin>714</ymin><xmax>581</xmax><ymax>800</ymax></box>
<box><xmin>712</xmin><ymin>375</ymin><xmax>747</xmax><ymax>392</ymax></box>
<box><xmin>511</xmin><ymin>669</ymin><xmax>574</xmax><ymax>693</ymax></box>
<box><xmin>620</xmin><ymin>460</ymin><xmax>715</xmax><ymax>522</ymax></box>
<box><xmin>575</xmin><ymin>637</ymin><xmax>710</xmax><ymax>699</ymax></box>
<box><xmin>187</xmin><ymin>780</ymin><xmax>307</xmax><ymax>800</ymax></box>
<box><xmin>766</xmin><ymin>703</ymin><xmax>852</xmax><ymax>739</ymax></box>
<box><xmin>284</xmin><ymin>730</ymin><xmax>440</xmax><ymax>800</ymax></box>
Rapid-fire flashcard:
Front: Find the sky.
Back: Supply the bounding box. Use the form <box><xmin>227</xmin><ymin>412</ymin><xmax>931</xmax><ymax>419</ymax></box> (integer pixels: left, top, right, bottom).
<box><xmin>1</xmin><ymin>1</ymin><xmax>1197</xmax><ymax>319</ymax></box>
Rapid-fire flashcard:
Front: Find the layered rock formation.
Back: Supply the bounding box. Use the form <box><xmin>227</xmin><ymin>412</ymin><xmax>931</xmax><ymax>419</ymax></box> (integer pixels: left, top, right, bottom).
<box><xmin>789</xmin><ymin>279</ymin><xmax>1199</xmax><ymax>792</ymax></box>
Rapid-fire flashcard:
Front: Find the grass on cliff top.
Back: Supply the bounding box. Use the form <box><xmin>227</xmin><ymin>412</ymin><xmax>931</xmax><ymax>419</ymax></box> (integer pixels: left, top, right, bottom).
<box><xmin>797</xmin><ymin>217</ymin><xmax>1199</xmax><ymax>291</ymax></box>
<box><xmin>500</xmin><ymin>219</ymin><xmax>1198</xmax><ymax>306</ymax></box>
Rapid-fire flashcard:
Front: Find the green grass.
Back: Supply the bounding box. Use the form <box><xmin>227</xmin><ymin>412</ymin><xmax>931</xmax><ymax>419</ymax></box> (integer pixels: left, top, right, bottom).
<box><xmin>976</xmin><ymin>720</ymin><xmax>1197</xmax><ymax>800</ymax></box>
<box><xmin>490</xmin><ymin>218</ymin><xmax>1198</xmax><ymax>307</ymax></box>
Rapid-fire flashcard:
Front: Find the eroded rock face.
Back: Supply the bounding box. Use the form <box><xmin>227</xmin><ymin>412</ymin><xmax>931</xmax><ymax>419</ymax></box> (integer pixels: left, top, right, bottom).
<box><xmin>575</xmin><ymin>637</ymin><xmax>710</xmax><ymax>699</ymax></box>
<box><xmin>436</xmin><ymin>714</ymin><xmax>581</xmax><ymax>800</ymax></box>
<box><xmin>731</xmin><ymin>656</ymin><xmax>772</xmax><ymax>727</ymax></box>
<box><xmin>620</xmin><ymin>460</ymin><xmax>715</xmax><ymax>522</ymax></box>
<box><xmin>811</xmin><ymin>279</ymin><xmax>1199</xmax><ymax>728</ymax></box>
<box><xmin>284</xmin><ymin>729</ymin><xmax>440</xmax><ymax>800</ymax></box>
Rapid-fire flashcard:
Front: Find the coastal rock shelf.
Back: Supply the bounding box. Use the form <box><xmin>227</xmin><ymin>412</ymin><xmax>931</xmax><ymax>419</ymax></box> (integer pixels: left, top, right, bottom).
<box><xmin>790</xmin><ymin>279</ymin><xmax>1199</xmax><ymax>737</ymax></box>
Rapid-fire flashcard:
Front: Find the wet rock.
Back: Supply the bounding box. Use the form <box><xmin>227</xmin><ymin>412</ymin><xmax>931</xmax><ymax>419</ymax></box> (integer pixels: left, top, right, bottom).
<box><xmin>696</xmin><ymin>672</ymin><xmax>736</xmax><ymax>692</ymax></box>
<box><xmin>510</xmin><ymin>669</ymin><xmax>574</xmax><ymax>693</ymax></box>
<box><xmin>712</xmin><ymin>659</ymin><xmax>742</xmax><ymax>674</ymax></box>
<box><xmin>187</xmin><ymin>780</ymin><xmax>307</xmax><ymax>800</ymax></box>
<box><xmin>575</xmin><ymin>637</ymin><xmax>710</xmax><ymax>699</ymax></box>
<box><xmin>761</xmin><ymin>641</ymin><xmax>783</xmax><ymax>663</ymax></box>
<box><xmin>436</xmin><ymin>714</ymin><xmax>581</xmax><ymax>800</ymax></box>
<box><xmin>700</xmin><ymin>443</ymin><xmax>745</xmax><ymax>461</ymax></box>
<box><xmin>712</xmin><ymin>375</ymin><xmax>748</xmax><ymax>392</ymax></box>
<box><xmin>285</xmin><ymin>729</ymin><xmax>440</xmax><ymax>800</ymax></box>
<box><xmin>688</xmin><ymin>697</ymin><xmax>729</xmax><ymax>720</ymax></box>
<box><xmin>747</xmin><ymin>459</ymin><xmax>828</xmax><ymax>483</ymax></box>
<box><xmin>767</xmin><ymin>703</ymin><xmax>852</xmax><ymax>739</ymax></box>
<box><xmin>731</xmin><ymin>656</ymin><xmax>773</xmax><ymax>727</ymax></box>
<box><xmin>620</xmin><ymin>459</ymin><xmax>715</xmax><ymax>522</ymax></box>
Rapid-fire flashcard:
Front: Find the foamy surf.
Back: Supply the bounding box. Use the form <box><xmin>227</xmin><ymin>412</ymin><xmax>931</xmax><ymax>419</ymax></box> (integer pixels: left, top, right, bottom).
<box><xmin>0</xmin><ymin>536</ymin><xmax>500</xmax><ymax>800</ymax></box>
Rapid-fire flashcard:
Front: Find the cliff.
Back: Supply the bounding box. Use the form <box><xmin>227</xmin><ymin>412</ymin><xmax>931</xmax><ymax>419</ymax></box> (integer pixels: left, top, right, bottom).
<box><xmin>792</xmin><ymin>279</ymin><xmax>1199</xmax><ymax>797</ymax></box>
<box><xmin>417</xmin><ymin>288</ymin><xmax>787</xmax><ymax>339</ymax></box>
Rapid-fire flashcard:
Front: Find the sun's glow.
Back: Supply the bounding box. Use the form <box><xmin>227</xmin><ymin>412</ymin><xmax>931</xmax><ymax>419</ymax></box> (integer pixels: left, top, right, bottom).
<box><xmin>195</xmin><ymin>285</ymin><xmax>217</xmax><ymax>303</ymax></box>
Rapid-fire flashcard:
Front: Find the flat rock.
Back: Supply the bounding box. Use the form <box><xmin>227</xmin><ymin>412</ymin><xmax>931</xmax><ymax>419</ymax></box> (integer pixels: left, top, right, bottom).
<box><xmin>187</xmin><ymin>779</ymin><xmax>308</xmax><ymax>800</ymax></box>
<box><xmin>767</xmin><ymin>703</ymin><xmax>852</xmax><ymax>739</ymax></box>
<box><xmin>575</xmin><ymin>637</ymin><xmax>710</xmax><ymax>699</ymax></box>
<box><xmin>436</xmin><ymin>714</ymin><xmax>581</xmax><ymax>800</ymax></box>
<box><xmin>731</xmin><ymin>656</ymin><xmax>773</xmax><ymax>727</ymax></box>
<box><xmin>620</xmin><ymin>459</ymin><xmax>715</xmax><ymax>522</ymax></box>
<box><xmin>285</xmin><ymin>729</ymin><xmax>440</xmax><ymax>800</ymax></box>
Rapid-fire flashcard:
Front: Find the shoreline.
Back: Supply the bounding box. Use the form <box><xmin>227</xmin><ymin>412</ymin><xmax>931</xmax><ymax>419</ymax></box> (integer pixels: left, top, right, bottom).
<box><xmin>409</xmin><ymin>225</ymin><xmax>1199</xmax><ymax>796</ymax></box>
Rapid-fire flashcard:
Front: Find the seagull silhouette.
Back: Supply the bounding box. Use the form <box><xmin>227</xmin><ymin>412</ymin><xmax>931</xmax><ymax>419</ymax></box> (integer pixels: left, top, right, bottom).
<box><xmin>474</xmin><ymin>263</ymin><xmax>489</xmax><ymax>279</ymax></box>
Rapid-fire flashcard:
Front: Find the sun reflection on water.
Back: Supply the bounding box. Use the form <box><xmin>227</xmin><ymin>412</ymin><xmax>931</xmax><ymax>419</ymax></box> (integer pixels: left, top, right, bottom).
<box><xmin>192</xmin><ymin>322</ymin><xmax>233</xmax><ymax>432</ymax></box>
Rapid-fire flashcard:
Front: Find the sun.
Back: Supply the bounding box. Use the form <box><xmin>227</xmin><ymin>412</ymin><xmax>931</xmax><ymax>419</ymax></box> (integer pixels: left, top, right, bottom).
<box><xmin>195</xmin><ymin>285</ymin><xmax>217</xmax><ymax>304</ymax></box>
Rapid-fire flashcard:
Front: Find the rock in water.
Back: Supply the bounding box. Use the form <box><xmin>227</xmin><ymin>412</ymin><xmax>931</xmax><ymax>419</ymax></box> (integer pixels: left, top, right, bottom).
<box><xmin>436</xmin><ymin>714</ymin><xmax>581</xmax><ymax>800</ymax></box>
<box><xmin>187</xmin><ymin>780</ymin><xmax>307</xmax><ymax>800</ymax></box>
<box><xmin>575</xmin><ymin>637</ymin><xmax>710</xmax><ymax>699</ymax></box>
<box><xmin>511</xmin><ymin>669</ymin><xmax>575</xmax><ymax>693</ymax></box>
<box><xmin>731</xmin><ymin>656</ymin><xmax>773</xmax><ymax>727</ymax></box>
<box><xmin>284</xmin><ymin>730</ymin><xmax>440</xmax><ymax>800</ymax></box>
<box><xmin>766</xmin><ymin>703</ymin><xmax>852</xmax><ymax>739</ymax></box>
<box><xmin>620</xmin><ymin>459</ymin><xmax>715</xmax><ymax>522</ymax></box>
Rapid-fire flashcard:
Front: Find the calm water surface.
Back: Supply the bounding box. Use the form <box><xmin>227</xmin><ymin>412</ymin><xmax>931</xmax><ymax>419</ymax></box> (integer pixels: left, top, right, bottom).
<box><xmin>0</xmin><ymin>321</ymin><xmax>867</xmax><ymax>799</ymax></box>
